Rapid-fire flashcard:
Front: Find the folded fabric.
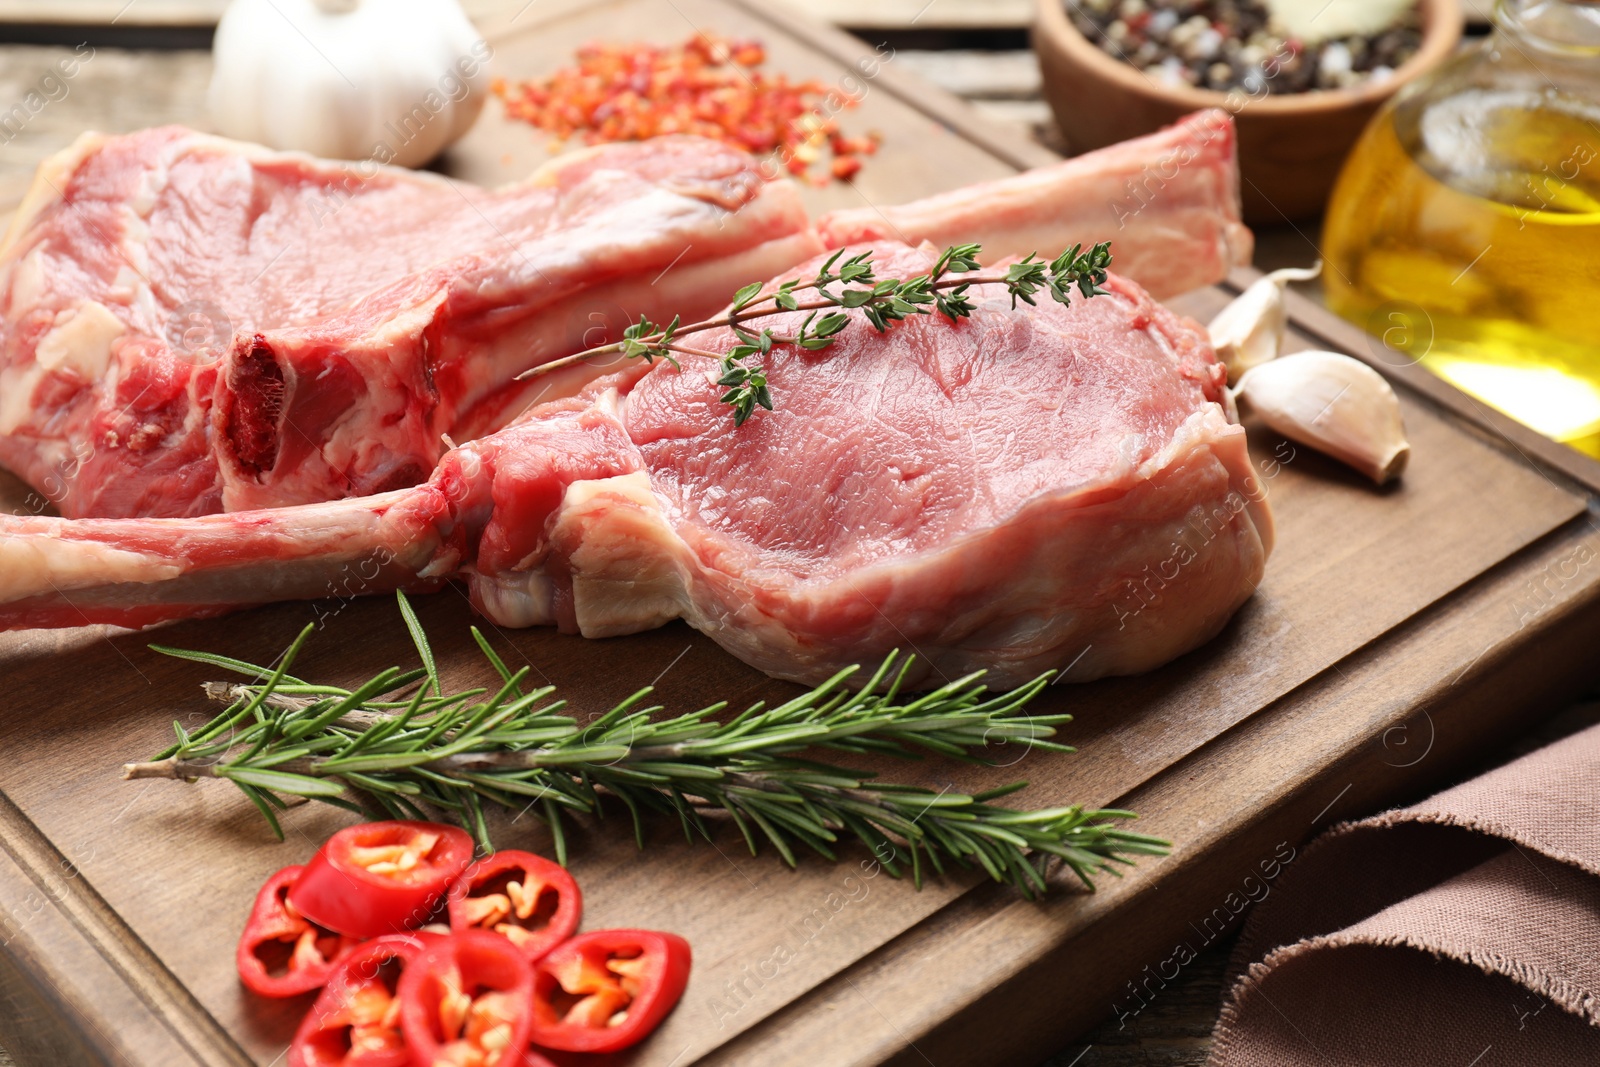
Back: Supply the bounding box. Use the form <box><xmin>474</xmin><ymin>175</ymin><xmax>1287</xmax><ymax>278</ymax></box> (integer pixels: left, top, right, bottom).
<box><xmin>1210</xmin><ymin>720</ymin><xmax>1600</xmax><ymax>1066</ymax></box>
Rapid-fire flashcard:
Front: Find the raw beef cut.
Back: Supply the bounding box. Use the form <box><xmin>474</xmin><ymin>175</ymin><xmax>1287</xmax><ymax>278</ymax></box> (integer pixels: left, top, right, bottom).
<box><xmin>0</xmin><ymin>244</ymin><xmax>1273</xmax><ymax>687</ymax></box>
<box><xmin>0</xmin><ymin>113</ymin><xmax>1250</xmax><ymax>523</ymax></box>
<box><xmin>817</xmin><ymin>110</ymin><xmax>1251</xmax><ymax>300</ymax></box>
<box><xmin>0</xmin><ymin>128</ymin><xmax>819</xmax><ymax>518</ymax></box>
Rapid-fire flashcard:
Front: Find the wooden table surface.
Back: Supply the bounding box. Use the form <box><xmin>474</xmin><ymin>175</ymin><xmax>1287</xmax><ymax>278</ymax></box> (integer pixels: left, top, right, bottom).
<box><xmin>0</xmin><ymin>7</ymin><xmax>1593</xmax><ymax>1067</ymax></box>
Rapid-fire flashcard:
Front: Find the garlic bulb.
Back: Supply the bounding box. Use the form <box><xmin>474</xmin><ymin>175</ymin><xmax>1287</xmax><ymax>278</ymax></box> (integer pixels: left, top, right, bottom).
<box><xmin>209</xmin><ymin>0</ymin><xmax>491</xmax><ymax>169</ymax></box>
<box><xmin>1235</xmin><ymin>350</ymin><xmax>1410</xmax><ymax>485</ymax></box>
<box><xmin>1208</xmin><ymin>265</ymin><xmax>1321</xmax><ymax>384</ymax></box>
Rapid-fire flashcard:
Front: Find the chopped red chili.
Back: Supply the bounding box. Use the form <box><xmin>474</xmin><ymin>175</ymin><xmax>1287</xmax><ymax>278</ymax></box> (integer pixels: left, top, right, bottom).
<box><xmin>492</xmin><ymin>33</ymin><xmax>875</xmax><ymax>185</ymax></box>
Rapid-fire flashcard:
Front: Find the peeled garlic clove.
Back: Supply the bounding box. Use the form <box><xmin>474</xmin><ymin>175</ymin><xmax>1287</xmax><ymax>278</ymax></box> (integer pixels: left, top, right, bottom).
<box><xmin>1235</xmin><ymin>350</ymin><xmax>1410</xmax><ymax>485</ymax></box>
<box><xmin>1208</xmin><ymin>265</ymin><xmax>1322</xmax><ymax>384</ymax></box>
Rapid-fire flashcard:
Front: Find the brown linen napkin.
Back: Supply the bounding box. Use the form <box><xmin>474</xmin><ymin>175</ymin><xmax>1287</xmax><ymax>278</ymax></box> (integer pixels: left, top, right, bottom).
<box><xmin>1209</xmin><ymin>721</ymin><xmax>1600</xmax><ymax>1066</ymax></box>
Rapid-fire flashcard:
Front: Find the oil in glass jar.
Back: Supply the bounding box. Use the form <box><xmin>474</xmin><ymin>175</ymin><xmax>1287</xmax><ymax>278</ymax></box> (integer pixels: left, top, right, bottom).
<box><xmin>1323</xmin><ymin>0</ymin><xmax>1600</xmax><ymax>454</ymax></box>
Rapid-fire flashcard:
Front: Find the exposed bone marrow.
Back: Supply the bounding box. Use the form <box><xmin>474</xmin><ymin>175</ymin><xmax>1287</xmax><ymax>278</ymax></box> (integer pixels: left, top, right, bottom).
<box><xmin>225</xmin><ymin>334</ymin><xmax>286</xmax><ymax>477</ymax></box>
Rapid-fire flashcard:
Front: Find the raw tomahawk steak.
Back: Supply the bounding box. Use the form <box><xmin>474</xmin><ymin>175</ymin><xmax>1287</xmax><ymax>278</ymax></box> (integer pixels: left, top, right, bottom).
<box><xmin>817</xmin><ymin>110</ymin><xmax>1251</xmax><ymax>300</ymax></box>
<box><xmin>0</xmin><ymin>243</ymin><xmax>1273</xmax><ymax>686</ymax></box>
<box><xmin>0</xmin><ymin>112</ymin><xmax>1251</xmax><ymax>523</ymax></box>
<box><xmin>0</xmin><ymin>128</ymin><xmax>818</xmax><ymax>518</ymax></box>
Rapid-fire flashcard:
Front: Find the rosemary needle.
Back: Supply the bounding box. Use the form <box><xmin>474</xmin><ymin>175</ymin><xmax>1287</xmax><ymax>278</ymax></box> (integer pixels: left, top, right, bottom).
<box><xmin>124</xmin><ymin>592</ymin><xmax>1167</xmax><ymax>897</ymax></box>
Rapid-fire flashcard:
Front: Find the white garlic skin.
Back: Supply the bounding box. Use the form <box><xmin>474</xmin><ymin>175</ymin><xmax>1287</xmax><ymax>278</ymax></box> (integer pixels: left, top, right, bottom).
<box><xmin>1208</xmin><ymin>265</ymin><xmax>1321</xmax><ymax>384</ymax></box>
<box><xmin>1235</xmin><ymin>350</ymin><xmax>1411</xmax><ymax>485</ymax></box>
<box><xmin>209</xmin><ymin>0</ymin><xmax>491</xmax><ymax>169</ymax></box>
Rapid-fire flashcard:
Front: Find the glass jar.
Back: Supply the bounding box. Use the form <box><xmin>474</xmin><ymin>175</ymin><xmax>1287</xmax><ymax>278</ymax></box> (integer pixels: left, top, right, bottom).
<box><xmin>1322</xmin><ymin>0</ymin><xmax>1600</xmax><ymax>455</ymax></box>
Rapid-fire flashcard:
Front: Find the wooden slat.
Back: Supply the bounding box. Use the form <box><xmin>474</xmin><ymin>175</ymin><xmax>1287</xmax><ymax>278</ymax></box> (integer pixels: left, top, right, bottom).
<box><xmin>891</xmin><ymin>50</ymin><xmax>1043</xmax><ymax>99</ymax></box>
<box><xmin>0</xmin><ymin>45</ymin><xmax>211</xmax><ymax>212</ymax></box>
<box><xmin>768</xmin><ymin>0</ymin><xmax>1034</xmax><ymax>29</ymax></box>
<box><xmin>0</xmin><ymin>0</ymin><xmax>529</xmax><ymax>27</ymax></box>
<box><xmin>0</xmin><ymin>1</ymin><xmax>223</xmax><ymax>25</ymax></box>
<box><xmin>725</xmin><ymin>0</ymin><xmax>1062</xmax><ymax>171</ymax></box>
<box><xmin>0</xmin><ymin>0</ymin><xmax>1035</xmax><ymax>30</ymax></box>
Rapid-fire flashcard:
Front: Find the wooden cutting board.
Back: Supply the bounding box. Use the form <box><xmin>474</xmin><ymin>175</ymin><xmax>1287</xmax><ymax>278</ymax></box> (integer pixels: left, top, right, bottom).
<box><xmin>2</xmin><ymin>3</ymin><xmax>1598</xmax><ymax>1065</ymax></box>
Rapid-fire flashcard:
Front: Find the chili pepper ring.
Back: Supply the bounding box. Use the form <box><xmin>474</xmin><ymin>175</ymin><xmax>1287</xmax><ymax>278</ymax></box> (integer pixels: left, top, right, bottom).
<box><xmin>289</xmin><ymin>821</ymin><xmax>475</xmax><ymax>939</ymax></box>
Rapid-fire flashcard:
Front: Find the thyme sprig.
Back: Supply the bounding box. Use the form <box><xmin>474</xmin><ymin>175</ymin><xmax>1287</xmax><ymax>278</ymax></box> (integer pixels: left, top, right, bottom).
<box><xmin>123</xmin><ymin>594</ymin><xmax>1165</xmax><ymax>896</ymax></box>
<box><xmin>519</xmin><ymin>240</ymin><xmax>1114</xmax><ymax>425</ymax></box>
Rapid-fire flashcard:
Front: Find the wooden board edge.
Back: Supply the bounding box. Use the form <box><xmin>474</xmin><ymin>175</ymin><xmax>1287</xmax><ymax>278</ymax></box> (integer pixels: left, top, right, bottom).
<box><xmin>0</xmin><ymin>876</ymin><xmax>119</xmax><ymax>1067</ymax></box>
<box><xmin>0</xmin><ymin>791</ymin><xmax>250</xmax><ymax>1067</ymax></box>
<box><xmin>900</xmin><ymin>597</ymin><xmax>1600</xmax><ymax>1067</ymax></box>
<box><xmin>900</xmin><ymin>546</ymin><xmax>1600</xmax><ymax>1065</ymax></box>
<box><xmin>698</xmin><ymin>513</ymin><xmax>1600</xmax><ymax>1066</ymax></box>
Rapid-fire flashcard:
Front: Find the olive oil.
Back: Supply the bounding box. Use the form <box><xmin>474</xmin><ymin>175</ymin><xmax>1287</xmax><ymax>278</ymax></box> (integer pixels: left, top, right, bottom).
<box><xmin>1324</xmin><ymin>88</ymin><xmax>1600</xmax><ymax>455</ymax></box>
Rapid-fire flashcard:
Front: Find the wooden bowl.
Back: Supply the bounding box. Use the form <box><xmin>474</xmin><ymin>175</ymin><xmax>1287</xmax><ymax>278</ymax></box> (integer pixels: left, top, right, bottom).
<box><xmin>1033</xmin><ymin>0</ymin><xmax>1463</xmax><ymax>222</ymax></box>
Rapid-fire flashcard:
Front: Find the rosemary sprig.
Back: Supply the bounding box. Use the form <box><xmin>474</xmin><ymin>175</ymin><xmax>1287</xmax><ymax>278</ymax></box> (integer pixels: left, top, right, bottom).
<box><xmin>122</xmin><ymin>594</ymin><xmax>1165</xmax><ymax>896</ymax></box>
<box><xmin>518</xmin><ymin>240</ymin><xmax>1114</xmax><ymax>426</ymax></box>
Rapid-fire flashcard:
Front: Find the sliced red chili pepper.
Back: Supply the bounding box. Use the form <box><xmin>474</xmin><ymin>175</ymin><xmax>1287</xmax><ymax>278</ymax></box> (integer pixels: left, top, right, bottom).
<box><xmin>237</xmin><ymin>865</ymin><xmax>360</xmax><ymax>998</ymax></box>
<box><xmin>289</xmin><ymin>821</ymin><xmax>474</xmax><ymax>939</ymax></box>
<box><xmin>446</xmin><ymin>851</ymin><xmax>580</xmax><ymax>964</ymax></box>
<box><xmin>288</xmin><ymin>934</ymin><xmax>431</xmax><ymax>1067</ymax></box>
<box><xmin>399</xmin><ymin>930</ymin><xmax>535</xmax><ymax>1067</ymax></box>
<box><xmin>527</xmin><ymin>929</ymin><xmax>691</xmax><ymax>1054</ymax></box>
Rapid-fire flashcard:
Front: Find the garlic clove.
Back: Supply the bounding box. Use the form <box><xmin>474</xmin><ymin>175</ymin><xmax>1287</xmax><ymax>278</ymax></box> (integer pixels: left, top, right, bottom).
<box><xmin>1208</xmin><ymin>265</ymin><xmax>1322</xmax><ymax>384</ymax></box>
<box><xmin>1235</xmin><ymin>350</ymin><xmax>1410</xmax><ymax>485</ymax></box>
